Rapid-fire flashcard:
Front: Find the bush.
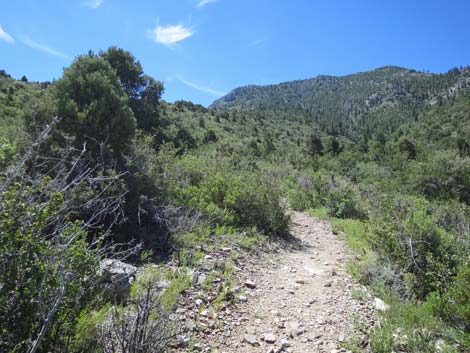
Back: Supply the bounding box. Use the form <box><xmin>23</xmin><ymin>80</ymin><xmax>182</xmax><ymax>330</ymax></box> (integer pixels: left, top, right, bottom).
<box><xmin>324</xmin><ymin>176</ymin><xmax>366</xmax><ymax>219</ymax></box>
<box><xmin>166</xmin><ymin>155</ymin><xmax>290</xmax><ymax>236</ymax></box>
<box><xmin>0</xmin><ymin>183</ymin><xmax>100</xmax><ymax>353</ymax></box>
<box><xmin>54</xmin><ymin>53</ymin><xmax>136</xmax><ymax>158</ymax></box>
<box><xmin>76</xmin><ymin>266</ymin><xmax>184</xmax><ymax>353</ymax></box>
<box><xmin>0</xmin><ymin>134</ymin><xmax>128</xmax><ymax>353</ymax></box>
<box><xmin>370</xmin><ymin>197</ymin><xmax>458</xmax><ymax>299</ymax></box>
<box><xmin>369</xmin><ymin>299</ymin><xmax>461</xmax><ymax>353</ymax></box>
<box><xmin>410</xmin><ymin>149</ymin><xmax>470</xmax><ymax>203</ymax></box>
<box><xmin>430</xmin><ymin>264</ymin><xmax>470</xmax><ymax>332</ymax></box>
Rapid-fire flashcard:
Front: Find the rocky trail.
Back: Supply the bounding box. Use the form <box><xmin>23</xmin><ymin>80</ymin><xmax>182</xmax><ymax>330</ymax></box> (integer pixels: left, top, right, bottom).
<box><xmin>177</xmin><ymin>211</ymin><xmax>377</xmax><ymax>353</ymax></box>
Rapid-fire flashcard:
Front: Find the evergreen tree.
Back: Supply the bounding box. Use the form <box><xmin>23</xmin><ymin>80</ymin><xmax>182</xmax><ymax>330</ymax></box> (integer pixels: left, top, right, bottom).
<box><xmin>306</xmin><ymin>133</ymin><xmax>323</xmax><ymax>156</ymax></box>
<box><xmin>54</xmin><ymin>54</ymin><xmax>136</xmax><ymax>158</ymax></box>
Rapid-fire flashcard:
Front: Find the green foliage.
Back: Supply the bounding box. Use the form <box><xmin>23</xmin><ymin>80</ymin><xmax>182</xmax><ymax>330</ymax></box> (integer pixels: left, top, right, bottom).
<box><xmin>306</xmin><ymin>133</ymin><xmax>323</xmax><ymax>157</ymax></box>
<box><xmin>212</xmin><ymin>66</ymin><xmax>470</xmax><ymax>140</ymax></box>
<box><xmin>410</xmin><ymin>150</ymin><xmax>470</xmax><ymax>203</ymax></box>
<box><xmin>0</xmin><ymin>183</ymin><xmax>100</xmax><ymax>353</ymax></box>
<box><xmin>54</xmin><ymin>53</ymin><xmax>136</xmax><ymax>157</ymax></box>
<box><xmin>203</xmin><ymin>129</ymin><xmax>218</xmax><ymax>143</ymax></box>
<box><xmin>398</xmin><ymin>137</ymin><xmax>417</xmax><ymax>160</ymax></box>
<box><xmin>165</xmin><ymin>154</ymin><xmax>290</xmax><ymax>236</ymax></box>
<box><xmin>0</xmin><ymin>137</ymin><xmax>16</xmax><ymax>169</ymax></box>
<box><xmin>370</xmin><ymin>197</ymin><xmax>458</xmax><ymax>298</ymax></box>
<box><xmin>324</xmin><ymin>177</ymin><xmax>365</xmax><ymax>219</ymax></box>
<box><xmin>369</xmin><ymin>298</ymin><xmax>467</xmax><ymax>353</ymax></box>
<box><xmin>1</xmin><ymin>50</ymin><xmax>470</xmax><ymax>353</ymax></box>
<box><xmin>430</xmin><ymin>264</ymin><xmax>470</xmax><ymax>332</ymax></box>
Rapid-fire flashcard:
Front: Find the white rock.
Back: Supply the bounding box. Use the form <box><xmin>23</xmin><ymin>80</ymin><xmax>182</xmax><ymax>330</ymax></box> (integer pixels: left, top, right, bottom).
<box><xmin>374</xmin><ymin>297</ymin><xmax>390</xmax><ymax>311</ymax></box>
<box><xmin>244</xmin><ymin>280</ymin><xmax>257</xmax><ymax>289</ymax></box>
<box><xmin>280</xmin><ymin>339</ymin><xmax>290</xmax><ymax>348</ymax></box>
<box><xmin>99</xmin><ymin>259</ymin><xmax>137</xmax><ymax>301</ymax></box>
<box><xmin>263</xmin><ymin>333</ymin><xmax>277</xmax><ymax>344</ymax></box>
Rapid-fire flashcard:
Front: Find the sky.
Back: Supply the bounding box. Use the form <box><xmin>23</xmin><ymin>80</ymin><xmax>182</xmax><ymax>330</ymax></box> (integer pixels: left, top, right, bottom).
<box><xmin>1</xmin><ymin>0</ymin><xmax>470</xmax><ymax>106</ymax></box>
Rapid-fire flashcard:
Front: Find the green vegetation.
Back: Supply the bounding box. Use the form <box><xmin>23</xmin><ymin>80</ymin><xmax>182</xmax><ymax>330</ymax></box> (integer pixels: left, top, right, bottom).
<box><xmin>1</xmin><ymin>49</ymin><xmax>469</xmax><ymax>352</ymax></box>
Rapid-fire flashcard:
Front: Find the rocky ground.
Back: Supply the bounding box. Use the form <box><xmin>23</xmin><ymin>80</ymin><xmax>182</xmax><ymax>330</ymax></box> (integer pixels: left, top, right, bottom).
<box><xmin>173</xmin><ymin>211</ymin><xmax>378</xmax><ymax>353</ymax></box>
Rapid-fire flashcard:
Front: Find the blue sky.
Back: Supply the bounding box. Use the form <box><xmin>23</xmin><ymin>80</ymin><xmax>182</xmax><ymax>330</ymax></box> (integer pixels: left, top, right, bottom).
<box><xmin>1</xmin><ymin>0</ymin><xmax>470</xmax><ymax>106</ymax></box>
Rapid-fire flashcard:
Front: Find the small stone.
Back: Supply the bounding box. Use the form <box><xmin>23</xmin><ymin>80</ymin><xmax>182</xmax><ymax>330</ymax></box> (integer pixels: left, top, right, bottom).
<box><xmin>239</xmin><ymin>295</ymin><xmax>248</xmax><ymax>302</ymax></box>
<box><xmin>287</xmin><ymin>321</ymin><xmax>304</xmax><ymax>338</ymax></box>
<box><xmin>435</xmin><ymin>338</ymin><xmax>448</xmax><ymax>352</ymax></box>
<box><xmin>243</xmin><ymin>334</ymin><xmax>260</xmax><ymax>346</ymax></box>
<box><xmin>169</xmin><ymin>335</ymin><xmax>190</xmax><ymax>348</ymax></box>
<box><xmin>197</xmin><ymin>274</ymin><xmax>207</xmax><ymax>285</ymax></box>
<box><xmin>374</xmin><ymin>297</ymin><xmax>390</xmax><ymax>311</ymax></box>
<box><xmin>263</xmin><ymin>333</ymin><xmax>277</xmax><ymax>344</ymax></box>
<box><xmin>280</xmin><ymin>339</ymin><xmax>290</xmax><ymax>348</ymax></box>
<box><xmin>324</xmin><ymin>281</ymin><xmax>332</xmax><ymax>287</ymax></box>
<box><xmin>195</xmin><ymin>299</ymin><xmax>204</xmax><ymax>306</ymax></box>
<box><xmin>244</xmin><ymin>280</ymin><xmax>257</xmax><ymax>289</ymax></box>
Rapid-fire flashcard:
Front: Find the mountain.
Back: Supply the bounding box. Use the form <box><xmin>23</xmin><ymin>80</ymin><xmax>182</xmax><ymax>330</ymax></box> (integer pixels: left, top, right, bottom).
<box><xmin>211</xmin><ymin>66</ymin><xmax>470</xmax><ymax>139</ymax></box>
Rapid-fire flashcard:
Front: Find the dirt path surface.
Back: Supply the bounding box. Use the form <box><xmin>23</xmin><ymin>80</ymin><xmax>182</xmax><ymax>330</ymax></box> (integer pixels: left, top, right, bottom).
<box><xmin>180</xmin><ymin>212</ymin><xmax>377</xmax><ymax>353</ymax></box>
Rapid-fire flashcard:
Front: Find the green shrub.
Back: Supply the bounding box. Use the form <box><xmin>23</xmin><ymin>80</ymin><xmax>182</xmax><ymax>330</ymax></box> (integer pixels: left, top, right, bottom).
<box><xmin>166</xmin><ymin>155</ymin><xmax>290</xmax><ymax>236</ymax></box>
<box><xmin>369</xmin><ymin>299</ymin><xmax>460</xmax><ymax>353</ymax></box>
<box><xmin>370</xmin><ymin>197</ymin><xmax>458</xmax><ymax>299</ymax></box>
<box><xmin>410</xmin><ymin>149</ymin><xmax>470</xmax><ymax>203</ymax></box>
<box><xmin>324</xmin><ymin>176</ymin><xmax>366</xmax><ymax>219</ymax></box>
<box><xmin>430</xmin><ymin>264</ymin><xmax>470</xmax><ymax>332</ymax></box>
<box><xmin>0</xmin><ymin>184</ymin><xmax>100</xmax><ymax>353</ymax></box>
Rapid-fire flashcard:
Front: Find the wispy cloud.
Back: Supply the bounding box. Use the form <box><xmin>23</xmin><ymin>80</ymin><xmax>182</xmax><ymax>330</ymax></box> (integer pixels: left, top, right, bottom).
<box><xmin>0</xmin><ymin>26</ymin><xmax>15</xmax><ymax>44</ymax></box>
<box><xmin>83</xmin><ymin>0</ymin><xmax>103</xmax><ymax>9</ymax></box>
<box><xmin>249</xmin><ymin>38</ymin><xmax>266</xmax><ymax>47</ymax></box>
<box><xmin>177</xmin><ymin>75</ymin><xmax>225</xmax><ymax>97</ymax></box>
<box><xmin>197</xmin><ymin>0</ymin><xmax>217</xmax><ymax>8</ymax></box>
<box><xmin>20</xmin><ymin>36</ymin><xmax>71</xmax><ymax>59</ymax></box>
<box><xmin>150</xmin><ymin>25</ymin><xmax>193</xmax><ymax>47</ymax></box>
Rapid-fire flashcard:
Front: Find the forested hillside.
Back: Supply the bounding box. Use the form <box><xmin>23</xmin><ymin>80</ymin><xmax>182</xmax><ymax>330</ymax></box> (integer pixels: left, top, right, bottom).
<box><xmin>212</xmin><ymin>66</ymin><xmax>470</xmax><ymax>139</ymax></box>
<box><xmin>0</xmin><ymin>49</ymin><xmax>469</xmax><ymax>352</ymax></box>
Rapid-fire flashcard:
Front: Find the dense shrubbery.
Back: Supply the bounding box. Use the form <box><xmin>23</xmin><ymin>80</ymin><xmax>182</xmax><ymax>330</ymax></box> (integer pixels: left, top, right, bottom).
<box><xmin>0</xmin><ymin>138</ymin><xmax>128</xmax><ymax>352</ymax></box>
<box><xmin>1</xmin><ymin>48</ymin><xmax>469</xmax><ymax>352</ymax></box>
<box><xmin>162</xmin><ymin>153</ymin><xmax>290</xmax><ymax>236</ymax></box>
<box><xmin>285</xmin><ymin>172</ymin><xmax>365</xmax><ymax>219</ymax></box>
<box><xmin>369</xmin><ymin>197</ymin><xmax>458</xmax><ymax>298</ymax></box>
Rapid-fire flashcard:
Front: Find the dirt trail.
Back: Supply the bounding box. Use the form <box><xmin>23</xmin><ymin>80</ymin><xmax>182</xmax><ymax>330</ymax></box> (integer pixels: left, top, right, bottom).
<box><xmin>183</xmin><ymin>211</ymin><xmax>376</xmax><ymax>353</ymax></box>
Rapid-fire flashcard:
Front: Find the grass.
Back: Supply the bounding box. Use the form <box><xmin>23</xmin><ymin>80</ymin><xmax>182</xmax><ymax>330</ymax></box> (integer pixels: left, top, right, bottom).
<box><xmin>308</xmin><ymin>206</ymin><xmax>329</xmax><ymax>219</ymax></box>
<box><xmin>327</xmin><ymin>216</ymin><xmax>470</xmax><ymax>353</ymax></box>
<box><xmin>160</xmin><ymin>272</ymin><xmax>192</xmax><ymax>310</ymax></box>
<box><xmin>369</xmin><ymin>297</ymin><xmax>467</xmax><ymax>353</ymax></box>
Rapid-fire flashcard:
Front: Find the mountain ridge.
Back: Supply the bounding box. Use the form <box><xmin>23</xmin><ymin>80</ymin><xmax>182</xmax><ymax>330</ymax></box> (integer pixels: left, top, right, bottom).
<box><xmin>210</xmin><ymin>65</ymin><xmax>470</xmax><ymax>139</ymax></box>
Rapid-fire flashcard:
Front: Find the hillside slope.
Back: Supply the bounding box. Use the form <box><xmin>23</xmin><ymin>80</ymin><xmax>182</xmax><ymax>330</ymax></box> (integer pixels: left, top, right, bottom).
<box><xmin>211</xmin><ymin>66</ymin><xmax>470</xmax><ymax>139</ymax></box>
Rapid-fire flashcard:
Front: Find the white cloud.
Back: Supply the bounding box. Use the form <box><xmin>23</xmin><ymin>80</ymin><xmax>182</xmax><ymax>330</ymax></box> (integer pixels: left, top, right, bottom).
<box><xmin>20</xmin><ymin>36</ymin><xmax>71</xmax><ymax>59</ymax></box>
<box><xmin>83</xmin><ymin>0</ymin><xmax>103</xmax><ymax>9</ymax></box>
<box><xmin>177</xmin><ymin>75</ymin><xmax>225</xmax><ymax>97</ymax></box>
<box><xmin>197</xmin><ymin>0</ymin><xmax>217</xmax><ymax>8</ymax></box>
<box><xmin>0</xmin><ymin>26</ymin><xmax>15</xmax><ymax>44</ymax></box>
<box><xmin>151</xmin><ymin>25</ymin><xmax>193</xmax><ymax>47</ymax></box>
<box><xmin>249</xmin><ymin>38</ymin><xmax>266</xmax><ymax>47</ymax></box>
